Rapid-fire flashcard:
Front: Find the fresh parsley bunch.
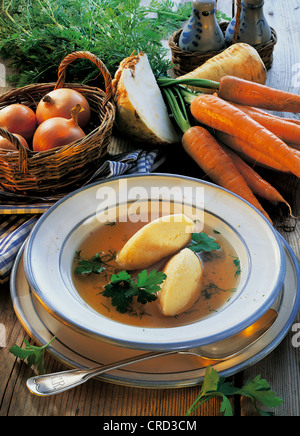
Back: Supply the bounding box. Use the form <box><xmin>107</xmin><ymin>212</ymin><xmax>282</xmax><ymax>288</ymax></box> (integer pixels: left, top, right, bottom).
<box><xmin>102</xmin><ymin>269</ymin><xmax>167</xmax><ymax>314</ymax></box>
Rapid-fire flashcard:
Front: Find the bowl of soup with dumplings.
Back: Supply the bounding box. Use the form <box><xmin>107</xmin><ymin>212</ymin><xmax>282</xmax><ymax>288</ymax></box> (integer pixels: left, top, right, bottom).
<box><xmin>24</xmin><ymin>174</ymin><xmax>286</xmax><ymax>351</ymax></box>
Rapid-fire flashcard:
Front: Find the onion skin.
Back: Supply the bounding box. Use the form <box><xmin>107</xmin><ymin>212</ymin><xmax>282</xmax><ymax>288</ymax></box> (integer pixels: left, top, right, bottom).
<box><xmin>36</xmin><ymin>88</ymin><xmax>91</xmax><ymax>128</ymax></box>
<box><xmin>0</xmin><ymin>133</ymin><xmax>29</xmax><ymax>151</ymax></box>
<box><xmin>32</xmin><ymin>104</ymin><xmax>86</xmax><ymax>152</ymax></box>
<box><xmin>0</xmin><ymin>104</ymin><xmax>37</xmax><ymax>140</ymax></box>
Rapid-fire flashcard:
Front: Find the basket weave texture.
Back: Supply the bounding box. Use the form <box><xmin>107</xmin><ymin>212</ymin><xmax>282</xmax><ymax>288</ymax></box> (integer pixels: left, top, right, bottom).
<box><xmin>0</xmin><ymin>51</ymin><xmax>116</xmax><ymax>195</ymax></box>
<box><xmin>169</xmin><ymin>0</ymin><xmax>277</xmax><ymax>77</ymax></box>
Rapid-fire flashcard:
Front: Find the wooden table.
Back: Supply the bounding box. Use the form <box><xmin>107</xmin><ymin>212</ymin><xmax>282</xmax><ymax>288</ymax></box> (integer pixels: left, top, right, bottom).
<box><xmin>1</xmin><ymin>0</ymin><xmax>299</xmax><ymax>417</ymax></box>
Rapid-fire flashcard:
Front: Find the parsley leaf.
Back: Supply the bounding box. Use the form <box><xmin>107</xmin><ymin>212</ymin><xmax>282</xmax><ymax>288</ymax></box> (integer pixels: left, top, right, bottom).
<box><xmin>137</xmin><ymin>269</ymin><xmax>167</xmax><ymax>294</ymax></box>
<box><xmin>74</xmin><ymin>251</ymin><xmax>116</xmax><ymax>275</ymax></box>
<box><xmin>102</xmin><ymin>270</ymin><xmax>167</xmax><ymax>314</ymax></box>
<box><xmin>237</xmin><ymin>375</ymin><xmax>284</xmax><ymax>416</ymax></box>
<box><xmin>9</xmin><ymin>337</ymin><xmax>56</xmax><ymax>375</ymax></box>
<box><xmin>189</xmin><ymin>232</ymin><xmax>220</xmax><ymax>253</ymax></box>
<box><xmin>102</xmin><ymin>271</ymin><xmax>134</xmax><ymax>313</ymax></box>
<box><xmin>186</xmin><ymin>366</ymin><xmax>283</xmax><ymax>416</ymax></box>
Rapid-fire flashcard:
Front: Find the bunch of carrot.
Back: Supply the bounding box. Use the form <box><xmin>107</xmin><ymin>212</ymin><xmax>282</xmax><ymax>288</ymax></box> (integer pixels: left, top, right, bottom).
<box><xmin>160</xmin><ymin>75</ymin><xmax>300</xmax><ymax>224</ymax></box>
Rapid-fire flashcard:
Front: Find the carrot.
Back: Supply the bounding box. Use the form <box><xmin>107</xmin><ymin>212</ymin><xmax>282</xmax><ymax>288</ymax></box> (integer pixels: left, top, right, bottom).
<box><xmin>243</xmin><ymin>106</ymin><xmax>300</xmax><ymax>127</ymax></box>
<box><xmin>190</xmin><ymin>94</ymin><xmax>300</xmax><ymax>178</ymax></box>
<box><xmin>218</xmin><ymin>75</ymin><xmax>300</xmax><ymax>113</ymax></box>
<box><xmin>288</xmin><ymin>142</ymin><xmax>300</xmax><ymax>151</ymax></box>
<box><xmin>220</xmin><ymin>144</ymin><xmax>295</xmax><ymax>217</ymax></box>
<box><xmin>215</xmin><ymin>131</ymin><xmax>290</xmax><ymax>172</ymax></box>
<box><xmin>182</xmin><ymin>125</ymin><xmax>272</xmax><ymax>223</ymax></box>
<box><xmin>232</xmin><ymin>104</ymin><xmax>300</xmax><ymax>145</ymax></box>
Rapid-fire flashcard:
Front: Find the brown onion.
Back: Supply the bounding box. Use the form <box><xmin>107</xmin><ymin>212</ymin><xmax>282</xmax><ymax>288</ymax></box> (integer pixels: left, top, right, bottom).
<box><xmin>0</xmin><ymin>104</ymin><xmax>37</xmax><ymax>140</ymax></box>
<box><xmin>32</xmin><ymin>104</ymin><xmax>86</xmax><ymax>152</ymax></box>
<box><xmin>36</xmin><ymin>88</ymin><xmax>91</xmax><ymax>128</ymax></box>
<box><xmin>0</xmin><ymin>133</ymin><xmax>29</xmax><ymax>151</ymax></box>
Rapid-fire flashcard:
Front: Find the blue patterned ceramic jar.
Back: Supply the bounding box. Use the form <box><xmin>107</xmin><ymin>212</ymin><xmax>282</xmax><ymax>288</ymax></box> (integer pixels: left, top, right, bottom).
<box><xmin>225</xmin><ymin>0</ymin><xmax>272</xmax><ymax>46</ymax></box>
<box><xmin>178</xmin><ymin>1</ymin><xmax>225</xmax><ymax>52</ymax></box>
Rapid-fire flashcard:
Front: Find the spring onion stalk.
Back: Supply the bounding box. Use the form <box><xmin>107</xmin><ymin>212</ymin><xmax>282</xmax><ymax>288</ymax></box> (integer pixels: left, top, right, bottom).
<box><xmin>177</xmin><ymin>86</ymin><xmax>202</xmax><ymax>105</ymax></box>
<box><xmin>158</xmin><ymin>76</ymin><xmax>219</xmax><ymax>134</ymax></box>
<box><xmin>162</xmin><ymin>87</ymin><xmax>191</xmax><ymax>134</ymax></box>
<box><xmin>160</xmin><ymin>83</ymin><xmax>205</xmax><ymax>134</ymax></box>
<box><xmin>157</xmin><ymin>77</ymin><xmax>220</xmax><ymax>90</ymax></box>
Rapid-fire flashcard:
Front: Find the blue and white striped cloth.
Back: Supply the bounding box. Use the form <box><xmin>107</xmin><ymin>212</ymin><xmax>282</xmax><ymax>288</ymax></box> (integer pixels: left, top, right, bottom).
<box><xmin>0</xmin><ymin>149</ymin><xmax>160</xmax><ymax>284</ymax></box>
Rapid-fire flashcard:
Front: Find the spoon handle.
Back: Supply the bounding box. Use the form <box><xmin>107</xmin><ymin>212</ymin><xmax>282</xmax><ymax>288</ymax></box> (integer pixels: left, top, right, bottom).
<box><xmin>27</xmin><ymin>350</ymin><xmax>177</xmax><ymax>396</ymax></box>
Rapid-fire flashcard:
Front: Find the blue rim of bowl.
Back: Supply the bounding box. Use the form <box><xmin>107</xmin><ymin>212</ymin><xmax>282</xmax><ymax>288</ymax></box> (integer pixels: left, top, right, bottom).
<box><xmin>10</xmin><ymin>234</ymin><xmax>300</xmax><ymax>388</ymax></box>
<box><xmin>23</xmin><ymin>173</ymin><xmax>287</xmax><ymax>351</ymax></box>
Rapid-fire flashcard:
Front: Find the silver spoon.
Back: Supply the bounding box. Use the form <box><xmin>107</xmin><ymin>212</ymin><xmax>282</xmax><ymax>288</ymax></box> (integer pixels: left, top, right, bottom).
<box><xmin>26</xmin><ymin>308</ymin><xmax>278</xmax><ymax>396</ymax></box>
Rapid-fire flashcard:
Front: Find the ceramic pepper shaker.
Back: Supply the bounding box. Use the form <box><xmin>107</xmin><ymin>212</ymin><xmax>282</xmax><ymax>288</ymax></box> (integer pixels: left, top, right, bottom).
<box><xmin>179</xmin><ymin>0</ymin><xmax>225</xmax><ymax>52</ymax></box>
<box><xmin>225</xmin><ymin>0</ymin><xmax>272</xmax><ymax>46</ymax></box>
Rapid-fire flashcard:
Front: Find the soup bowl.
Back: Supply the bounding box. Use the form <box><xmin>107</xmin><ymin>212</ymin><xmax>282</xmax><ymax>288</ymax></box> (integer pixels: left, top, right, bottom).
<box><xmin>24</xmin><ymin>174</ymin><xmax>286</xmax><ymax>351</ymax></box>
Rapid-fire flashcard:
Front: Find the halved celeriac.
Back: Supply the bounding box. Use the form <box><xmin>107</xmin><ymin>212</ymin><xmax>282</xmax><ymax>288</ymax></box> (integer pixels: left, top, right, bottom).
<box><xmin>117</xmin><ymin>214</ymin><xmax>195</xmax><ymax>270</ymax></box>
<box><xmin>112</xmin><ymin>52</ymin><xmax>179</xmax><ymax>145</ymax></box>
<box><xmin>158</xmin><ymin>248</ymin><xmax>203</xmax><ymax>316</ymax></box>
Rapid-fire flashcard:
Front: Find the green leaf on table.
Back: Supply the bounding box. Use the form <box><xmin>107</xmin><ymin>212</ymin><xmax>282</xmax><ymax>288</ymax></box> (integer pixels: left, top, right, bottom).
<box><xmin>186</xmin><ymin>365</ymin><xmax>283</xmax><ymax>416</ymax></box>
<box><xmin>237</xmin><ymin>375</ymin><xmax>284</xmax><ymax>416</ymax></box>
<box><xmin>9</xmin><ymin>337</ymin><xmax>56</xmax><ymax>375</ymax></box>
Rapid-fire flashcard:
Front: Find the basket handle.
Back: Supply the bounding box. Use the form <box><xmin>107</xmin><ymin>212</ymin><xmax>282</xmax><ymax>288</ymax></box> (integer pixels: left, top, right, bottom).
<box><xmin>232</xmin><ymin>0</ymin><xmax>242</xmax><ymax>44</ymax></box>
<box><xmin>54</xmin><ymin>51</ymin><xmax>113</xmax><ymax>107</ymax></box>
<box><xmin>0</xmin><ymin>127</ymin><xmax>29</xmax><ymax>173</ymax></box>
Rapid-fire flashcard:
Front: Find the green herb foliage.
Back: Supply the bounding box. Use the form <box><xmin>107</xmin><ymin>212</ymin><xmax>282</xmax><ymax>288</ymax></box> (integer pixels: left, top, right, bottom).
<box><xmin>74</xmin><ymin>250</ymin><xmax>116</xmax><ymax>275</ymax></box>
<box><xmin>189</xmin><ymin>232</ymin><xmax>220</xmax><ymax>253</ymax></box>
<box><xmin>102</xmin><ymin>269</ymin><xmax>167</xmax><ymax>313</ymax></box>
<box><xmin>186</xmin><ymin>366</ymin><xmax>283</xmax><ymax>416</ymax></box>
<box><xmin>9</xmin><ymin>336</ymin><xmax>56</xmax><ymax>375</ymax></box>
<box><xmin>231</xmin><ymin>255</ymin><xmax>242</xmax><ymax>277</ymax></box>
<box><xmin>9</xmin><ymin>339</ymin><xmax>282</xmax><ymax>416</ymax></box>
<box><xmin>0</xmin><ymin>0</ymin><xmax>192</xmax><ymax>87</ymax></box>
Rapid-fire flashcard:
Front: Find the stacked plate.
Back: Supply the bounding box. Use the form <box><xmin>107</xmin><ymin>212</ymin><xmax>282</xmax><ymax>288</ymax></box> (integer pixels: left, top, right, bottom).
<box><xmin>10</xmin><ymin>174</ymin><xmax>300</xmax><ymax>387</ymax></box>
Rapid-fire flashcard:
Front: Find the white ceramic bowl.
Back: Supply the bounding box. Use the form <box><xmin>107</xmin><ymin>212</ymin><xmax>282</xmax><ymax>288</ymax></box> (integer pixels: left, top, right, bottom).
<box><xmin>24</xmin><ymin>174</ymin><xmax>286</xmax><ymax>351</ymax></box>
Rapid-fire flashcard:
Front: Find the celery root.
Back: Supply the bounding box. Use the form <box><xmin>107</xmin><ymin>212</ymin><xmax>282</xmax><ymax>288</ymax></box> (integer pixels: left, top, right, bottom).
<box><xmin>112</xmin><ymin>52</ymin><xmax>179</xmax><ymax>145</ymax></box>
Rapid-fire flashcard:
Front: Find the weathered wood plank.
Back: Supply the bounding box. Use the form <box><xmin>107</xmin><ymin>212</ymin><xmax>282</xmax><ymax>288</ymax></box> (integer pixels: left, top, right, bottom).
<box><xmin>1</xmin><ymin>0</ymin><xmax>299</xmax><ymax>417</ymax></box>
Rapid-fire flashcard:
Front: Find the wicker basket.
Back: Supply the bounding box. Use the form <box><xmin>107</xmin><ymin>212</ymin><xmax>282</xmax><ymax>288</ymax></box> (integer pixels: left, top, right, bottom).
<box><xmin>0</xmin><ymin>51</ymin><xmax>116</xmax><ymax>196</ymax></box>
<box><xmin>169</xmin><ymin>0</ymin><xmax>277</xmax><ymax>77</ymax></box>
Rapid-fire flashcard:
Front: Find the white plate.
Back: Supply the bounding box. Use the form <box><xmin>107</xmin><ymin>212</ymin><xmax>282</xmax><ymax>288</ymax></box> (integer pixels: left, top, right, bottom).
<box><xmin>23</xmin><ymin>174</ymin><xmax>286</xmax><ymax>350</ymax></box>
<box><xmin>10</xmin><ymin>235</ymin><xmax>300</xmax><ymax>388</ymax></box>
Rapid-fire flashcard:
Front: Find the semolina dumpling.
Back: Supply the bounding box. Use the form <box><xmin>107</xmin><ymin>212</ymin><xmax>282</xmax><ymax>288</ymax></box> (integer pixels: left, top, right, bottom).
<box><xmin>158</xmin><ymin>248</ymin><xmax>203</xmax><ymax>317</ymax></box>
<box><xmin>117</xmin><ymin>214</ymin><xmax>195</xmax><ymax>270</ymax></box>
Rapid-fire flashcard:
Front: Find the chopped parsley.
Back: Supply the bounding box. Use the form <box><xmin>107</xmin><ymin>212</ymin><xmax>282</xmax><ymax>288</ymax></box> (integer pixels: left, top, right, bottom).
<box><xmin>201</xmin><ymin>283</ymin><xmax>237</xmax><ymax>301</ymax></box>
<box><xmin>230</xmin><ymin>255</ymin><xmax>242</xmax><ymax>277</ymax></box>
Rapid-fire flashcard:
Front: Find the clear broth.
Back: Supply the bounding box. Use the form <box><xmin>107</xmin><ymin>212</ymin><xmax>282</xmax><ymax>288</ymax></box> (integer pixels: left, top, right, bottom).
<box><xmin>72</xmin><ymin>205</ymin><xmax>240</xmax><ymax>328</ymax></box>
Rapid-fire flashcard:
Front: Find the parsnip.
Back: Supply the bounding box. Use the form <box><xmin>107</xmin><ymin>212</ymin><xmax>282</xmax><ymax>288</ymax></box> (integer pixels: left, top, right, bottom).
<box><xmin>158</xmin><ymin>248</ymin><xmax>203</xmax><ymax>317</ymax></box>
<box><xmin>117</xmin><ymin>214</ymin><xmax>195</xmax><ymax>270</ymax></box>
<box><xmin>178</xmin><ymin>43</ymin><xmax>267</xmax><ymax>93</ymax></box>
